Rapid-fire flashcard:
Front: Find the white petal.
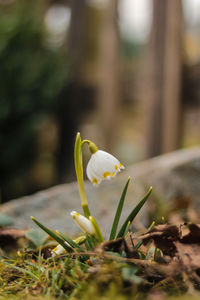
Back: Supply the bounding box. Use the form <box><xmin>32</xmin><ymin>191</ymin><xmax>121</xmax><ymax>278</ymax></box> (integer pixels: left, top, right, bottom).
<box><xmin>86</xmin><ymin>150</ymin><xmax>124</xmax><ymax>184</ymax></box>
<box><xmin>86</xmin><ymin>158</ymin><xmax>101</xmax><ymax>181</ymax></box>
<box><xmin>51</xmin><ymin>244</ymin><xmax>65</xmax><ymax>256</ymax></box>
<box><xmin>91</xmin><ymin>151</ymin><xmax>115</xmax><ymax>176</ymax></box>
<box><xmin>86</xmin><ymin>155</ymin><xmax>102</xmax><ymax>185</ymax></box>
<box><xmin>71</xmin><ymin>211</ymin><xmax>95</xmax><ymax>235</ymax></box>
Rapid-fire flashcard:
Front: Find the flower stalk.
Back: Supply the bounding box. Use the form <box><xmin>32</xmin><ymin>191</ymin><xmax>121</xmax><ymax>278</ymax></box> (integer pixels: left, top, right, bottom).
<box><xmin>81</xmin><ymin>139</ymin><xmax>98</xmax><ymax>154</ymax></box>
<box><xmin>74</xmin><ymin>133</ymin><xmax>105</xmax><ymax>242</ymax></box>
<box><xmin>74</xmin><ymin>132</ymin><xmax>91</xmax><ymax>218</ymax></box>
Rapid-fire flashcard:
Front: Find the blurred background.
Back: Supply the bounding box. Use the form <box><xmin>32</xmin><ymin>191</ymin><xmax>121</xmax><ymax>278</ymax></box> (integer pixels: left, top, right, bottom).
<box><xmin>0</xmin><ymin>0</ymin><xmax>200</xmax><ymax>203</ymax></box>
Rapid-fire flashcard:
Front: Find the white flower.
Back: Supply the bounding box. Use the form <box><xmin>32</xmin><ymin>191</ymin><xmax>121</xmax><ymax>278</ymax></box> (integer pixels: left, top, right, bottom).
<box><xmin>51</xmin><ymin>236</ymin><xmax>86</xmax><ymax>256</ymax></box>
<box><xmin>70</xmin><ymin>211</ymin><xmax>95</xmax><ymax>235</ymax></box>
<box><xmin>51</xmin><ymin>243</ymin><xmax>68</xmax><ymax>256</ymax></box>
<box><xmin>86</xmin><ymin>150</ymin><xmax>124</xmax><ymax>185</ymax></box>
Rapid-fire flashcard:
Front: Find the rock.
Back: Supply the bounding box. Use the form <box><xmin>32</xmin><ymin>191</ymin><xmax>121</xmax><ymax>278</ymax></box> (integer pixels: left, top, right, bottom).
<box><xmin>131</xmin><ymin>147</ymin><xmax>200</xmax><ymax>207</ymax></box>
<box><xmin>1</xmin><ymin>147</ymin><xmax>200</xmax><ymax>237</ymax></box>
<box><xmin>0</xmin><ymin>180</ymin><xmax>145</xmax><ymax>238</ymax></box>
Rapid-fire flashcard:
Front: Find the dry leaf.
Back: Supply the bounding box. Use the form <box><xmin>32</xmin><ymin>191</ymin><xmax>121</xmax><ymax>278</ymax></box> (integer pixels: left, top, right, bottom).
<box><xmin>0</xmin><ymin>228</ymin><xmax>26</xmax><ymax>249</ymax></box>
<box><xmin>139</xmin><ymin>224</ymin><xmax>181</xmax><ymax>256</ymax></box>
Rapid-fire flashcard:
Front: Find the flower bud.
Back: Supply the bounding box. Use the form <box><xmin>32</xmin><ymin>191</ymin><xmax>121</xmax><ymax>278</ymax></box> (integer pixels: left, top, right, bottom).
<box><xmin>70</xmin><ymin>211</ymin><xmax>95</xmax><ymax>235</ymax></box>
<box><xmin>52</xmin><ymin>244</ymin><xmax>67</xmax><ymax>256</ymax></box>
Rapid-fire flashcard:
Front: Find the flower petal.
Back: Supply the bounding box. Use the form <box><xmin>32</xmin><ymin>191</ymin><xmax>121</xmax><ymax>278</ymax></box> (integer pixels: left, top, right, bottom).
<box><xmin>52</xmin><ymin>244</ymin><xmax>66</xmax><ymax>256</ymax></box>
<box><xmin>86</xmin><ymin>150</ymin><xmax>124</xmax><ymax>185</ymax></box>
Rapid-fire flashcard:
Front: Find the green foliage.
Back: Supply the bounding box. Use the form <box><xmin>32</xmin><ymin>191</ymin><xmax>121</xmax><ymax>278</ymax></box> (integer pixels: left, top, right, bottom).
<box><xmin>25</xmin><ymin>229</ymin><xmax>48</xmax><ymax>248</ymax></box>
<box><xmin>31</xmin><ymin>217</ymin><xmax>72</xmax><ymax>252</ymax></box>
<box><xmin>122</xmin><ymin>265</ymin><xmax>142</xmax><ymax>284</ymax></box>
<box><xmin>109</xmin><ymin>177</ymin><xmax>130</xmax><ymax>240</ymax></box>
<box><xmin>0</xmin><ymin>0</ymin><xmax>68</xmax><ymax>199</ymax></box>
<box><xmin>0</xmin><ymin>213</ymin><xmax>13</xmax><ymax>226</ymax></box>
<box><xmin>117</xmin><ymin>187</ymin><xmax>152</xmax><ymax>238</ymax></box>
<box><xmin>134</xmin><ymin>221</ymin><xmax>155</xmax><ymax>250</ymax></box>
<box><xmin>57</xmin><ymin>231</ymin><xmax>84</xmax><ymax>252</ymax></box>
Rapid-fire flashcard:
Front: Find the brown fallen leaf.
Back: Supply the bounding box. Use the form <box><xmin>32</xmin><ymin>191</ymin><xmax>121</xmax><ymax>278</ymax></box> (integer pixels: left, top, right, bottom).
<box><xmin>139</xmin><ymin>224</ymin><xmax>182</xmax><ymax>256</ymax></box>
<box><xmin>181</xmin><ymin>223</ymin><xmax>200</xmax><ymax>243</ymax></box>
<box><xmin>95</xmin><ymin>237</ymin><xmax>124</xmax><ymax>253</ymax></box>
<box><xmin>175</xmin><ymin>242</ymin><xmax>200</xmax><ymax>270</ymax></box>
<box><xmin>95</xmin><ymin>236</ymin><xmax>140</xmax><ymax>259</ymax></box>
<box><xmin>0</xmin><ymin>228</ymin><xmax>27</xmax><ymax>249</ymax></box>
<box><xmin>139</xmin><ymin>223</ymin><xmax>200</xmax><ymax>277</ymax></box>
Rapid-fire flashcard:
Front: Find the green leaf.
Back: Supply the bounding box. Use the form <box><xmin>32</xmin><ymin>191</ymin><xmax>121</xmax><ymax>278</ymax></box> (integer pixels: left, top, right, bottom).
<box><xmin>0</xmin><ymin>213</ymin><xmax>13</xmax><ymax>226</ymax></box>
<box><xmin>123</xmin><ymin>221</ymin><xmax>131</xmax><ymax>236</ymax></box>
<box><xmin>74</xmin><ymin>235</ymin><xmax>86</xmax><ymax>245</ymax></box>
<box><xmin>74</xmin><ymin>132</ymin><xmax>82</xmax><ymax>180</ymax></box>
<box><xmin>122</xmin><ymin>266</ymin><xmax>142</xmax><ymax>284</ymax></box>
<box><xmin>109</xmin><ymin>177</ymin><xmax>130</xmax><ymax>240</ymax></box>
<box><xmin>89</xmin><ymin>216</ymin><xmax>104</xmax><ymax>243</ymax></box>
<box><xmin>31</xmin><ymin>216</ymin><xmax>72</xmax><ymax>252</ymax></box>
<box><xmin>25</xmin><ymin>229</ymin><xmax>48</xmax><ymax>247</ymax></box>
<box><xmin>57</xmin><ymin>231</ymin><xmax>84</xmax><ymax>252</ymax></box>
<box><xmin>85</xmin><ymin>234</ymin><xmax>95</xmax><ymax>250</ymax></box>
<box><xmin>117</xmin><ymin>187</ymin><xmax>152</xmax><ymax>238</ymax></box>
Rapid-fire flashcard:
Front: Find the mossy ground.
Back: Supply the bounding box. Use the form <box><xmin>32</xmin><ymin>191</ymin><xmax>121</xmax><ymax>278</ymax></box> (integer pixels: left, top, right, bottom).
<box><xmin>1</xmin><ymin>248</ymin><xmax>200</xmax><ymax>300</ymax></box>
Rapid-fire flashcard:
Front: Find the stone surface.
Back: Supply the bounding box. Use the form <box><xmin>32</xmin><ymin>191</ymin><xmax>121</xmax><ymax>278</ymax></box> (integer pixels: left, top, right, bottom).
<box><xmin>1</xmin><ymin>147</ymin><xmax>200</xmax><ymax>237</ymax></box>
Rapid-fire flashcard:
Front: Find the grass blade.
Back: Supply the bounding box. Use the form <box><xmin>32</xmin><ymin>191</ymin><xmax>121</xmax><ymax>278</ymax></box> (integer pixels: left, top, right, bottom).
<box><xmin>31</xmin><ymin>217</ymin><xmax>72</xmax><ymax>252</ymax></box>
<box><xmin>57</xmin><ymin>231</ymin><xmax>84</xmax><ymax>252</ymax></box>
<box><xmin>117</xmin><ymin>187</ymin><xmax>152</xmax><ymax>238</ymax></box>
<box><xmin>123</xmin><ymin>221</ymin><xmax>131</xmax><ymax>236</ymax></box>
<box><xmin>109</xmin><ymin>177</ymin><xmax>130</xmax><ymax>240</ymax></box>
<box><xmin>3</xmin><ymin>262</ymin><xmax>39</xmax><ymax>280</ymax></box>
<box><xmin>85</xmin><ymin>234</ymin><xmax>95</xmax><ymax>250</ymax></box>
<box><xmin>135</xmin><ymin>221</ymin><xmax>155</xmax><ymax>250</ymax></box>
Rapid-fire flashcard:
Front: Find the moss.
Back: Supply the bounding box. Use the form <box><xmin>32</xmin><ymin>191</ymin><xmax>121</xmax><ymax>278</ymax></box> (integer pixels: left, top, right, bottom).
<box><xmin>0</xmin><ymin>249</ymin><xmax>200</xmax><ymax>300</ymax></box>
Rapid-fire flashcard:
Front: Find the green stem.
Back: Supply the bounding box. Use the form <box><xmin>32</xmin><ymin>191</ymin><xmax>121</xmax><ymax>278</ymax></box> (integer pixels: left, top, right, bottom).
<box><xmin>74</xmin><ymin>133</ymin><xmax>91</xmax><ymax>218</ymax></box>
<box><xmin>81</xmin><ymin>139</ymin><xmax>98</xmax><ymax>154</ymax></box>
<box><xmin>83</xmin><ymin>205</ymin><xmax>91</xmax><ymax>218</ymax></box>
<box><xmin>74</xmin><ymin>133</ymin><xmax>101</xmax><ymax>245</ymax></box>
